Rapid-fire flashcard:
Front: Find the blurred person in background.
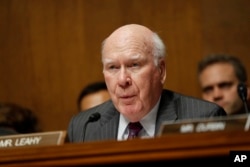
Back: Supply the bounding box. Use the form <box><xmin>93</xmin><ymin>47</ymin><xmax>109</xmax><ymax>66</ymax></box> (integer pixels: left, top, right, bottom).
<box><xmin>77</xmin><ymin>81</ymin><xmax>110</xmax><ymax>111</ymax></box>
<box><xmin>0</xmin><ymin>102</ymin><xmax>41</xmax><ymax>136</ymax></box>
<box><xmin>197</xmin><ymin>54</ymin><xmax>250</xmax><ymax>115</ymax></box>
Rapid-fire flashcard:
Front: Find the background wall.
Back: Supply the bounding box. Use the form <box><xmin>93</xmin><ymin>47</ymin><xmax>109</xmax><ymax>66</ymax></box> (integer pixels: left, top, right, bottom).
<box><xmin>0</xmin><ymin>0</ymin><xmax>249</xmax><ymax>131</ymax></box>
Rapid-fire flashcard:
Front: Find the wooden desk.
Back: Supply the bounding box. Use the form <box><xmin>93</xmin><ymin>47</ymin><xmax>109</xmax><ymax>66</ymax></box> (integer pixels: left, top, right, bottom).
<box><xmin>0</xmin><ymin>130</ymin><xmax>250</xmax><ymax>166</ymax></box>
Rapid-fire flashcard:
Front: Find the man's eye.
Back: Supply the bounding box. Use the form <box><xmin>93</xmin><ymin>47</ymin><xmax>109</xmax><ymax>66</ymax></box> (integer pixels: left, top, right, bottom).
<box><xmin>129</xmin><ymin>63</ymin><xmax>139</xmax><ymax>68</ymax></box>
<box><xmin>203</xmin><ymin>87</ymin><xmax>212</xmax><ymax>94</ymax></box>
<box><xmin>108</xmin><ymin>65</ymin><xmax>118</xmax><ymax>70</ymax></box>
<box><xmin>109</xmin><ymin>66</ymin><xmax>114</xmax><ymax>69</ymax></box>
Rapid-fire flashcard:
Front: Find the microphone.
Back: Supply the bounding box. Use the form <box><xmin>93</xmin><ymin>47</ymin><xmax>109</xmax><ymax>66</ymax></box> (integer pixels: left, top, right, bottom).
<box><xmin>82</xmin><ymin>112</ymin><xmax>101</xmax><ymax>141</ymax></box>
<box><xmin>237</xmin><ymin>83</ymin><xmax>249</xmax><ymax>114</ymax></box>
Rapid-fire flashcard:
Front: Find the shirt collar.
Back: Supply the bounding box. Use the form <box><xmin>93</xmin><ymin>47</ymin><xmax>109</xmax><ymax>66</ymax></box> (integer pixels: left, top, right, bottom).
<box><xmin>117</xmin><ymin>96</ymin><xmax>161</xmax><ymax>140</ymax></box>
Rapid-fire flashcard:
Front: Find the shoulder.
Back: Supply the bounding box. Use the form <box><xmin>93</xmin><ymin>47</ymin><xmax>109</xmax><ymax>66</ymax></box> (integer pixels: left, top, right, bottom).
<box><xmin>0</xmin><ymin>127</ymin><xmax>18</xmax><ymax>136</ymax></box>
<box><xmin>70</xmin><ymin>100</ymin><xmax>117</xmax><ymax>124</ymax></box>
<box><xmin>161</xmin><ymin>89</ymin><xmax>215</xmax><ymax>105</ymax></box>
<box><xmin>160</xmin><ymin>89</ymin><xmax>226</xmax><ymax>117</ymax></box>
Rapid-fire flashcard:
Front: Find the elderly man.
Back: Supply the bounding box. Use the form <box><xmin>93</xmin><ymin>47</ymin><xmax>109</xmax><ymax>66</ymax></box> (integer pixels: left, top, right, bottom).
<box><xmin>67</xmin><ymin>24</ymin><xmax>226</xmax><ymax>142</ymax></box>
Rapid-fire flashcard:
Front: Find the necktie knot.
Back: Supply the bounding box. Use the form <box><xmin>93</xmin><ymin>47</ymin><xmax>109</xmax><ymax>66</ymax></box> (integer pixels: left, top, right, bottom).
<box><xmin>127</xmin><ymin>122</ymin><xmax>143</xmax><ymax>139</ymax></box>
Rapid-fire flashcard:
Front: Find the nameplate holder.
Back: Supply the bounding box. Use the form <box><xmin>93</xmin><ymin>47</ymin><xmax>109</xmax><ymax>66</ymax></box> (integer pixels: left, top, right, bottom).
<box><xmin>0</xmin><ymin>130</ymin><xmax>66</xmax><ymax>148</ymax></box>
<box><xmin>158</xmin><ymin>114</ymin><xmax>250</xmax><ymax>136</ymax></box>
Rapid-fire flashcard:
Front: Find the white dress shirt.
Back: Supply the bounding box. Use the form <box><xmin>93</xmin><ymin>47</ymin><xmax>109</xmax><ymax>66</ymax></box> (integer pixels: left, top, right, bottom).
<box><xmin>117</xmin><ymin>97</ymin><xmax>161</xmax><ymax>141</ymax></box>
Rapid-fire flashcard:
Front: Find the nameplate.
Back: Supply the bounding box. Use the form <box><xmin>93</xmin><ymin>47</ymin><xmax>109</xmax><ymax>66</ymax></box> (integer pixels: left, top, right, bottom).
<box><xmin>158</xmin><ymin>114</ymin><xmax>250</xmax><ymax>136</ymax></box>
<box><xmin>0</xmin><ymin>130</ymin><xmax>66</xmax><ymax>148</ymax></box>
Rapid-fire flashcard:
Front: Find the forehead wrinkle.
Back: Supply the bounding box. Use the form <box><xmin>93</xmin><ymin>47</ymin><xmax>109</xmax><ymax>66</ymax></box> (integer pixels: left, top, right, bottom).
<box><xmin>130</xmin><ymin>54</ymin><xmax>142</xmax><ymax>60</ymax></box>
<box><xmin>102</xmin><ymin>54</ymin><xmax>143</xmax><ymax>64</ymax></box>
<box><xmin>102</xmin><ymin>58</ymin><xmax>113</xmax><ymax>64</ymax></box>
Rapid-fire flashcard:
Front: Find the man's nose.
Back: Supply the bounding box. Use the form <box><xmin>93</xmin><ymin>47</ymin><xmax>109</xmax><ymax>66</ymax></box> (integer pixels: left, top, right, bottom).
<box><xmin>212</xmin><ymin>87</ymin><xmax>223</xmax><ymax>100</ymax></box>
<box><xmin>118</xmin><ymin>68</ymin><xmax>131</xmax><ymax>87</ymax></box>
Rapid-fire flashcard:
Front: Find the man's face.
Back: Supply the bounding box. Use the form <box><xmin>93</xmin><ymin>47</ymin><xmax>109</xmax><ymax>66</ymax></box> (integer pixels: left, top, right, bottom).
<box><xmin>102</xmin><ymin>33</ymin><xmax>165</xmax><ymax>121</ymax></box>
<box><xmin>80</xmin><ymin>90</ymin><xmax>110</xmax><ymax>111</ymax></box>
<box><xmin>199</xmin><ymin>63</ymin><xmax>243</xmax><ymax>115</ymax></box>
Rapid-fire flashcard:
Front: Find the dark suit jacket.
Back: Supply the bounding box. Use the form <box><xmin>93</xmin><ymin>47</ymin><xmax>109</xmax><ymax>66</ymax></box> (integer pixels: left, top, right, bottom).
<box><xmin>67</xmin><ymin>89</ymin><xmax>226</xmax><ymax>142</ymax></box>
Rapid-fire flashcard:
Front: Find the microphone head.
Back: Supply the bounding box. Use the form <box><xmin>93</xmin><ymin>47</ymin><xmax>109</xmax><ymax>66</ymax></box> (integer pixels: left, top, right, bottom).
<box><xmin>238</xmin><ymin>83</ymin><xmax>247</xmax><ymax>102</ymax></box>
<box><xmin>88</xmin><ymin>112</ymin><xmax>101</xmax><ymax>122</ymax></box>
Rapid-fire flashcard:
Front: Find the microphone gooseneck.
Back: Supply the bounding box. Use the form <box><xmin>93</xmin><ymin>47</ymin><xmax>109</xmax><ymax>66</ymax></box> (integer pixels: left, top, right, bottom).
<box><xmin>82</xmin><ymin>112</ymin><xmax>101</xmax><ymax>141</ymax></box>
<box><xmin>237</xmin><ymin>83</ymin><xmax>249</xmax><ymax>114</ymax></box>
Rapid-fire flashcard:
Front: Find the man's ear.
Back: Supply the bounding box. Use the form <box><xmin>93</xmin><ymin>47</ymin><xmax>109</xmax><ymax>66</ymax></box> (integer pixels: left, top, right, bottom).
<box><xmin>159</xmin><ymin>59</ymin><xmax>166</xmax><ymax>84</ymax></box>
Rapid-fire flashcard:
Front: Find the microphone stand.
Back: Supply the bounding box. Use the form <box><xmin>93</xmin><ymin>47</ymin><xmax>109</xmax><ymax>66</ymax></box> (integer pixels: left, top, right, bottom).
<box><xmin>82</xmin><ymin>112</ymin><xmax>101</xmax><ymax>141</ymax></box>
<box><xmin>238</xmin><ymin>83</ymin><xmax>249</xmax><ymax>114</ymax></box>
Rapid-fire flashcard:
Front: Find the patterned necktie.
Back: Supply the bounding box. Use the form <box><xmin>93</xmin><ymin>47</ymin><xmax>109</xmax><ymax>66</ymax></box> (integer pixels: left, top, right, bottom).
<box><xmin>127</xmin><ymin>122</ymin><xmax>143</xmax><ymax>139</ymax></box>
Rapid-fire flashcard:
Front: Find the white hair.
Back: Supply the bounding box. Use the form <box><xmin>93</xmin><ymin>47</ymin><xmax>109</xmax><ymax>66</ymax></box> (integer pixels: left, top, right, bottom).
<box><xmin>152</xmin><ymin>32</ymin><xmax>167</xmax><ymax>66</ymax></box>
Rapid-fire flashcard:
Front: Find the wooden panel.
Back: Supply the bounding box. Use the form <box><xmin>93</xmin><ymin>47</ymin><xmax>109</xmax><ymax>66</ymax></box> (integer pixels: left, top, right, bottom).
<box><xmin>0</xmin><ymin>0</ymin><xmax>249</xmax><ymax>131</ymax></box>
<box><xmin>0</xmin><ymin>131</ymin><xmax>250</xmax><ymax>166</ymax></box>
<box><xmin>200</xmin><ymin>0</ymin><xmax>250</xmax><ymax>97</ymax></box>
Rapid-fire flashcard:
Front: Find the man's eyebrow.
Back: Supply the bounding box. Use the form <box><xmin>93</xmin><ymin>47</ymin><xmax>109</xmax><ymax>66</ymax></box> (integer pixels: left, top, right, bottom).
<box><xmin>102</xmin><ymin>58</ymin><xmax>114</xmax><ymax>64</ymax></box>
<box><xmin>202</xmin><ymin>85</ymin><xmax>213</xmax><ymax>91</ymax></box>
<box><xmin>218</xmin><ymin>82</ymin><xmax>233</xmax><ymax>87</ymax></box>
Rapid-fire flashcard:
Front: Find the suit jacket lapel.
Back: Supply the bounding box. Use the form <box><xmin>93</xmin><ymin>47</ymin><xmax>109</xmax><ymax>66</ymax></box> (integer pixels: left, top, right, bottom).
<box><xmin>155</xmin><ymin>90</ymin><xmax>178</xmax><ymax>133</ymax></box>
<box><xmin>97</xmin><ymin>102</ymin><xmax>120</xmax><ymax>140</ymax></box>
